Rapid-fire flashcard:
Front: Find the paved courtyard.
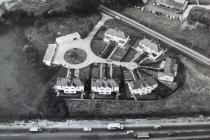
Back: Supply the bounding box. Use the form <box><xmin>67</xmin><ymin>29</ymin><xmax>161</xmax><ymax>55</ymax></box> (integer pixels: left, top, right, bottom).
<box><xmin>52</xmin><ymin>13</ymin><xmax>138</xmax><ymax>70</ymax></box>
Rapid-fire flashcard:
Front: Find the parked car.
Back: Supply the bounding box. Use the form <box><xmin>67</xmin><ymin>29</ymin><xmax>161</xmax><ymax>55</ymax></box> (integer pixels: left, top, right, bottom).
<box><xmin>107</xmin><ymin>123</ymin><xmax>124</xmax><ymax>130</ymax></box>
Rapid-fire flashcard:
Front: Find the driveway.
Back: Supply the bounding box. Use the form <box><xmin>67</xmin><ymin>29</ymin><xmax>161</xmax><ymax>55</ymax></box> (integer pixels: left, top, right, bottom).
<box><xmin>52</xmin><ymin>13</ymin><xmax>138</xmax><ymax>71</ymax></box>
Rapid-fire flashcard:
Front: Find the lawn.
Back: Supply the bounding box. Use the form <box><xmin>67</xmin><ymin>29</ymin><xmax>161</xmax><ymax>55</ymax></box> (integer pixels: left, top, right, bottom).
<box><xmin>123</xmin><ymin>7</ymin><xmax>210</xmax><ymax>57</ymax></box>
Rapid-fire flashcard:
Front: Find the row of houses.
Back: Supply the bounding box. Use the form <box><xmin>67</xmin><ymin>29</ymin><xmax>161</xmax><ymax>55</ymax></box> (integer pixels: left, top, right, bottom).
<box><xmin>54</xmin><ymin>77</ymin><xmax>119</xmax><ymax>96</ymax></box>
<box><xmin>54</xmin><ymin>57</ymin><xmax>178</xmax><ymax>98</ymax></box>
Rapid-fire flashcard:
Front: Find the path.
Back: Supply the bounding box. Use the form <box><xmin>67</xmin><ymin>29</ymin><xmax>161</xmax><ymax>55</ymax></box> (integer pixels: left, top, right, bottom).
<box><xmin>52</xmin><ymin>13</ymin><xmax>138</xmax><ymax>71</ymax></box>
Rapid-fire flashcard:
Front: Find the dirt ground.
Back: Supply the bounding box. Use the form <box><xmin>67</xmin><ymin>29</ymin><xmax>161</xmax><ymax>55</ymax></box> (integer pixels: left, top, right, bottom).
<box><xmin>0</xmin><ymin>26</ymin><xmax>47</xmax><ymax>121</ymax></box>
<box><xmin>123</xmin><ymin>7</ymin><xmax>210</xmax><ymax>57</ymax></box>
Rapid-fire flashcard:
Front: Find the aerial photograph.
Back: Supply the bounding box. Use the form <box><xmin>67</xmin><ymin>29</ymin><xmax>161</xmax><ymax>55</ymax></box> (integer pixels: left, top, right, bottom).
<box><xmin>0</xmin><ymin>0</ymin><xmax>210</xmax><ymax>139</ymax></box>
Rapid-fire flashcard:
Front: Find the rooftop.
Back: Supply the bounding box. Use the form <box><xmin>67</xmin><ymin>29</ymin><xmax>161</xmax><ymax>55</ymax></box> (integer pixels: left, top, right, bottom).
<box><xmin>56</xmin><ymin>77</ymin><xmax>84</xmax><ymax>87</ymax></box>
<box><xmin>105</xmin><ymin>28</ymin><xmax>128</xmax><ymax>39</ymax></box>
<box><xmin>139</xmin><ymin>38</ymin><xmax>162</xmax><ymax>52</ymax></box>
<box><xmin>156</xmin><ymin>0</ymin><xmax>187</xmax><ymax>10</ymax></box>
<box><xmin>43</xmin><ymin>44</ymin><xmax>57</xmax><ymax>65</ymax></box>
<box><xmin>164</xmin><ymin>57</ymin><xmax>178</xmax><ymax>76</ymax></box>
<box><xmin>91</xmin><ymin>78</ymin><xmax>119</xmax><ymax>88</ymax></box>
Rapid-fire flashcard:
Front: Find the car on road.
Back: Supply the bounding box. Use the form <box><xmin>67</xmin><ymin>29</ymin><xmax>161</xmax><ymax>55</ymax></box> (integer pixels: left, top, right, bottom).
<box><xmin>29</xmin><ymin>126</ymin><xmax>43</xmax><ymax>133</ymax></box>
<box><xmin>134</xmin><ymin>132</ymin><xmax>150</xmax><ymax>139</ymax></box>
<box><xmin>83</xmin><ymin>127</ymin><xmax>92</xmax><ymax>132</ymax></box>
<box><xmin>167</xmin><ymin>132</ymin><xmax>177</xmax><ymax>136</ymax></box>
<box><xmin>153</xmin><ymin>125</ymin><xmax>162</xmax><ymax>130</ymax></box>
<box><xmin>107</xmin><ymin>123</ymin><xmax>124</xmax><ymax>130</ymax></box>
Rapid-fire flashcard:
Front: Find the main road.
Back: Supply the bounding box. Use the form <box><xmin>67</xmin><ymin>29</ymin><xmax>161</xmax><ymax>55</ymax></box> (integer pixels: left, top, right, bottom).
<box><xmin>2</xmin><ymin>122</ymin><xmax>210</xmax><ymax>140</ymax></box>
<box><xmin>98</xmin><ymin>5</ymin><xmax>210</xmax><ymax>66</ymax></box>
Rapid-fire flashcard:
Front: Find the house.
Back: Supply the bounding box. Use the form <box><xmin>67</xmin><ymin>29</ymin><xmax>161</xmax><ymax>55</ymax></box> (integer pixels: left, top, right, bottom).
<box><xmin>56</xmin><ymin>32</ymin><xmax>81</xmax><ymax>45</ymax></box>
<box><xmin>158</xmin><ymin>57</ymin><xmax>178</xmax><ymax>82</ymax></box>
<box><xmin>103</xmin><ymin>28</ymin><xmax>129</xmax><ymax>47</ymax></box>
<box><xmin>54</xmin><ymin>77</ymin><xmax>84</xmax><ymax>95</ymax></box>
<box><xmin>156</xmin><ymin>0</ymin><xmax>188</xmax><ymax>11</ymax></box>
<box><xmin>127</xmin><ymin>77</ymin><xmax>158</xmax><ymax>96</ymax></box>
<box><xmin>139</xmin><ymin>38</ymin><xmax>164</xmax><ymax>60</ymax></box>
<box><xmin>43</xmin><ymin>44</ymin><xmax>57</xmax><ymax>66</ymax></box>
<box><xmin>91</xmin><ymin>78</ymin><xmax>119</xmax><ymax>95</ymax></box>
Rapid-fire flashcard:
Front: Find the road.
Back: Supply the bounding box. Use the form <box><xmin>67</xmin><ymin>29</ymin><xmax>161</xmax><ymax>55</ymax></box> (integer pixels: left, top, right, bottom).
<box><xmin>1</xmin><ymin>122</ymin><xmax>210</xmax><ymax>140</ymax></box>
<box><xmin>98</xmin><ymin>5</ymin><xmax>210</xmax><ymax>66</ymax></box>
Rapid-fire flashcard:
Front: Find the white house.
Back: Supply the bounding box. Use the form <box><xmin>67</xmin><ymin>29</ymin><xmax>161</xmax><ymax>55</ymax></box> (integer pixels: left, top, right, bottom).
<box><xmin>103</xmin><ymin>28</ymin><xmax>129</xmax><ymax>47</ymax></box>
<box><xmin>127</xmin><ymin>77</ymin><xmax>158</xmax><ymax>96</ymax></box>
<box><xmin>54</xmin><ymin>77</ymin><xmax>84</xmax><ymax>95</ymax></box>
<box><xmin>56</xmin><ymin>32</ymin><xmax>81</xmax><ymax>46</ymax></box>
<box><xmin>139</xmin><ymin>38</ymin><xmax>164</xmax><ymax>60</ymax></box>
<box><xmin>43</xmin><ymin>44</ymin><xmax>57</xmax><ymax>66</ymax></box>
<box><xmin>91</xmin><ymin>78</ymin><xmax>119</xmax><ymax>95</ymax></box>
<box><xmin>158</xmin><ymin>57</ymin><xmax>178</xmax><ymax>82</ymax></box>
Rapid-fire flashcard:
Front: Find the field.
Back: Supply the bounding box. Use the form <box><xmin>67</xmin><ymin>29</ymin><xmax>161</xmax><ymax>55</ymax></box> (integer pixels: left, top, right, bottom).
<box><xmin>0</xmin><ymin>26</ymin><xmax>47</xmax><ymax>121</ymax></box>
<box><xmin>123</xmin><ymin>7</ymin><xmax>210</xmax><ymax>57</ymax></box>
<box><xmin>0</xmin><ymin>11</ymin><xmax>101</xmax><ymax>121</ymax></box>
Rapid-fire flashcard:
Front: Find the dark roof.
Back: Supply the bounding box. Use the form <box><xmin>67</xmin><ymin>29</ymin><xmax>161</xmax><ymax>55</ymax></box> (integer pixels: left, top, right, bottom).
<box><xmin>91</xmin><ymin>78</ymin><xmax>119</xmax><ymax>88</ymax></box>
<box><xmin>163</xmin><ymin>58</ymin><xmax>178</xmax><ymax>76</ymax></box>
<box><xmin>56</xmin><ymin>77</ymin><xmax>83</xmax><ymax>87</ymax></box>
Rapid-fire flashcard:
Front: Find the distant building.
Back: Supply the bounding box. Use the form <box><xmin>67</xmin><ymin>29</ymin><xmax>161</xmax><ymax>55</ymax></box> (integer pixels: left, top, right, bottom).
<box><xmin>139</xmin><ymin>38</ymin><xmax>164</xmax><ymax>60</ymax></box>
<box><xmin>158</xmin><ymin>57</ymin><xmax>178</xmax><ymax>82</ymax></box>
<box><xmin>54</xmin><ymin>77</ymin><xmax>84</xmax><ymax>95</ymax></box>
<box><xmin>156</xmin><ymin>0</ymin><xmax>188</xmax><ymax>11</ymax></box>
<box><xmin>91</xmin><ymin>78</ymin><xmax>119</xmax><ymax>95</ymax></box>
<box><xmin>43</xmin><ymin>44</ymin><xmax>57</xmax><ymax>66</ymax></box>
<box><xmin>56</xmin><ymin>32</ymin><xmax>81</xmax><ymax>45</ymax></box>
<box><xmin>128</xmin><ymin>77</ymin><xmax>158</xmax><ymax>96</ymax></box>
<box><xmin>103</xmin><ymin>28</ymin><xmax>129</xmax><ymax>47</ymax></box>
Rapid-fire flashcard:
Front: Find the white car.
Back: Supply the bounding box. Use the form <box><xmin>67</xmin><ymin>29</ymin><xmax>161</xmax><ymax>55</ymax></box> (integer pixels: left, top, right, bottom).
<box><xmin>107</xmin><ymin>123</ymin><xmax>124</xmax><ymax>130</ymax></box>
<box><xmin>83</xmin><ymin>127</ymin><xmax>92</xmax><ymax>132</ymax></box>
<box><xmin>29</xmin><ymin>126</ymin><xmax>43</xmax><ymax>133</ymax></box>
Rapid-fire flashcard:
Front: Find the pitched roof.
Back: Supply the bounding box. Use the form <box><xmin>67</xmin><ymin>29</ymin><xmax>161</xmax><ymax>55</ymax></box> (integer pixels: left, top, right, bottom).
<box><xmin>139</xmin><ymin>38</ymin><xmax>161</xmax><ymax>52</ymax></box>
<box><xmin>56</xmin><ymin>77</ymin><xmax>83</xmax><ymax>87</ymax></box>
<box><xmin>91</xmin><ymin>78</ymin><xmax>119</xmax><ymax>88</ymax></box>
<box><xmin>105</xmin><ymin>28</ymin><xmax>128</xmax><ymax>39</ymax></box>
<box><xmin>163</xmin><ymin>58</ymin><xmax>178</xmax><ymax>76</ymax></box>
<box><xmin>145</xmin><ymin>77</ymin><xmax>158</xmax><ymax>87</ymax></box>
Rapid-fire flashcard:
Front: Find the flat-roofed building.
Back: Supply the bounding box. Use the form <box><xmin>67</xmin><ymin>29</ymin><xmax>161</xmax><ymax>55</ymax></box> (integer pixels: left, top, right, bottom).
<box><xmin>54</xmin><ymin>77</ymin><xmax>84</xmax><ymax>95</ymax></box>
<box><xmin>128</xmin><ymin>77</ymin><xmax>158</xmax><ymax>96</ymax></box>
<box><xmin>56</xmin><ymin>32</ymin><xmax>81</xmax><ymax>45</ymax></box>
<box><xmin>158</xmin><ymin>57</ymin><xmax>178</xmax><ymax>82</ymax></box>
<box><xmin>43</xmin><ymin>44</ymin><xmax>57</xmax><ymax>66</ymax></box>
<box><xmin>91</xmin><ymin>78</ymin><xmax>119</xmax><ymax>95</ymax></box>
<box><xmin>103</xmin><ymin>28</ymin><xmax>129</xmax><ymax>47</ymax></box>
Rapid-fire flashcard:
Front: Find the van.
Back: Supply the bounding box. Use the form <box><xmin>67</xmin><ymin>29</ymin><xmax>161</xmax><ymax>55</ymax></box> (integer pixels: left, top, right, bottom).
<box><xmin>134</xmin><ymin>132</ymin><xmax>150</xmax><ymax>139</ymax></box>
<box><xmin>107</xmin><ymin>123</ymin><xmax>124</xmax><ymax>130</ymax></box>
<box><xmin>29</xmin><ymin>126</ymin><xmax>43</xmax><ymax>133</ymax></box>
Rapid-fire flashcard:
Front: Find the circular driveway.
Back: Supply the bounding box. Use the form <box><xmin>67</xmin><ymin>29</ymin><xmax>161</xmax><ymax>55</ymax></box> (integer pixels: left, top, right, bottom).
<box><xmin>52</xmin><ymin>13</ymin><xmax>138</xmax><ymax>70</ymax></box>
